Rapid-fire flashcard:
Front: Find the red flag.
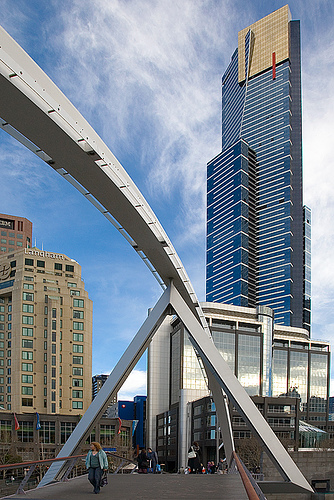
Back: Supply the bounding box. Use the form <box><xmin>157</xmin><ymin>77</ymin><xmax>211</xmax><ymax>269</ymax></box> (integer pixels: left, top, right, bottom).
<box><xmin>118</xmin><ymin>417</ymin><xmax>122</xmax><ymax>434</ymax></box>
<box><xmin>13</xmin><ymin>413</ymin><xmax>20</xmax><ymax>431</ymax></box>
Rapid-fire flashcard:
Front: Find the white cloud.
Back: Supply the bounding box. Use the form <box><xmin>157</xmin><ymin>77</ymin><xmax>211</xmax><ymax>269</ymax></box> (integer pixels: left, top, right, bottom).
<box><xmin>117</xmin><ymin>369</ymin><xmax>147</xmax><ymax>401</ymax></box>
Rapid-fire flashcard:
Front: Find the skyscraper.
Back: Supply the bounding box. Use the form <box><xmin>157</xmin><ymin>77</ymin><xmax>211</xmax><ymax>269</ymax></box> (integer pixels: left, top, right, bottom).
<box><xmin>206</xmin><ymin>5</ymin><xmax>310</xmax><ymax>331</ymax></box>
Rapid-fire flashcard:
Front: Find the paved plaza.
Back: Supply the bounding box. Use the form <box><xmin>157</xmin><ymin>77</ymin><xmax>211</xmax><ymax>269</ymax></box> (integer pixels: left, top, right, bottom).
<box><xmin>3</xmin><ymin>473</ymin><xmax>249</xmax><ymax>500</ymax></box>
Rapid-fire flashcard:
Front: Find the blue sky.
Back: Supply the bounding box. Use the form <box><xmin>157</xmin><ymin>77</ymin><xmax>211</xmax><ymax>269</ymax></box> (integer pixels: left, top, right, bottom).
<box><xmin>1</xmin><ymin>0</ymin><xmax>334</xmax><ymax>399</ymax></box>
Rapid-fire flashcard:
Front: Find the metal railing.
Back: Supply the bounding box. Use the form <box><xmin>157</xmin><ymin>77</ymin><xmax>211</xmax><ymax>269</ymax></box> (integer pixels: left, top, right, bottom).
<box><xmin>0</xmin><ymin>452</ymin><xmax>138</xmax><ymax>496</ymax></box>
<box><xmin>232</xmin><ymin>451</ymin><xmax>267</xmax><ymax>500</ymax></box>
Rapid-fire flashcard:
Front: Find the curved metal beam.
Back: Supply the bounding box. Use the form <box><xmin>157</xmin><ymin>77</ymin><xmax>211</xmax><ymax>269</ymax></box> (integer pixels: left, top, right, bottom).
<box><xmin>0</xmin><ymin>26</ymin><xmax>205</xmax><ymax>326</ymax></box>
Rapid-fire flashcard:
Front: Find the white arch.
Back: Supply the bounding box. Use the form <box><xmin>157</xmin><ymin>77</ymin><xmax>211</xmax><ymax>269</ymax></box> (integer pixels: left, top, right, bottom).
<box><xmin>0</xmin><ymin>26</ymin><xmax>312</xmax><ymax>494</ymax></box>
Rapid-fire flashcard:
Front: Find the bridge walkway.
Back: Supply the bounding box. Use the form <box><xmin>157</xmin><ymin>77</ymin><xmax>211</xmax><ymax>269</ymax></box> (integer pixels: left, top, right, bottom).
<box><xmin>3</xmin><ymin>472</ymin><xmax>250</xmax><ymax>500</ymax></box>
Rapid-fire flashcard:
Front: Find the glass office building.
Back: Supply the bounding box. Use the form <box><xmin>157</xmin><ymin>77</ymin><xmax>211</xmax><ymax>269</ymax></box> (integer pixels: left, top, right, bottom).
<box><xmin>207</xmin><ymin>6</ymin><xmax>311</xmax><ymax>330</ymax></box>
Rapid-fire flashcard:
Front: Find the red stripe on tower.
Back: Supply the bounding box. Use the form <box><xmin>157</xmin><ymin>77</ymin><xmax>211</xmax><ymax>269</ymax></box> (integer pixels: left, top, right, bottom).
<box><xmin>272</xmin><ymin>52</ymin><xmax>276</xmax><ymax>79</ymax></box>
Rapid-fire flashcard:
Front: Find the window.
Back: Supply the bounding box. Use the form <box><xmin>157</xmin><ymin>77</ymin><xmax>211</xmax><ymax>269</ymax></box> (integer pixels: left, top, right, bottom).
<box><xmin>17</xmin><ymin>241</ymin><xmax>23</xmax><ymax>247</ymax></box>
<box><xmin>54</xmin><ymin>263</ymin><xmax>62</xmax><ymax>271</ymax></box>
<box><xmin>22</xmin><ymin>339</ymin><xmax>33</xmax><ymax>349</ymax></box>
<box><xmin>66</xmin><ymin>265</ymin><xmax>74</xmax><ymax>272</ymax></box>
<box><xmin>17</xmin><ymin>421</ymin><xmax>34</xmax><ymax>441</ymax></box>
<box><xmin>40</xmin><ymin>421</ymin><xmax>56</xmax><ymax>444</ymax></box>
<box><xmin>22</xmin><ymin>292</ymin><xmax>33</xmax><ymax>301</ymax></box>
<box><xmin>52</xmin><ymin>308</ymin><xmax>57</xmax><ymax>318</ymax></box>
<box><xmin>72</xmin><ymin>390</ymin><xmax>83</xmax><ymax>398</ymax></box>
<box><xmin>25</xmin><ymin>258</ymin><xmax>33</xmax><ymax>266</ymax></box>
<box><xmin>22</xmin><ymin>374</ymin><xmax>33</xmax><ymax>384</ymax></box>
<box><xmin>37</xmin><ymin>260</ymin><xmax>45</xmax><ymax>268</ymax></box>
<box><xmin>52</xmin><ymin>344</ymin><xmax>56</xmax><ymax>354</ymax></box>
<box><xmin>73</xmin><ymin>379</ymin><xmax>83</xmax><ymax>387</ymax></box>
<box><xmin>52</xmin><ymin>320</ymin><xmax>56</xmax><ymax>330</ymax></box>
<box><xmin>71</xmin><ymin>290</ymin><xmax>80</xmax><ymax>296</ymax></box>
<box><xmin>22</xmin><ymin>316</ymin><xmax>33</xmax><ymax>325</ymax></box>
<box><xmin>73</xmin><ymin>299</ymin><xmax>84</xmax><ymax>308</ymax></box>
<box><xmin>24</xmin><ymin>276</ymin><xmax>34</xmax><ymax>282</ymax></box>
<box><xmin>67</xmin><ymin>282</ymin><xmax>77</xmax><ymax>288</ymax></box>
<box><xmin>61</xmin><ymin>422</ymin><xmax>76</xmax><ymax>443</ymax></box>
<box><xmin>73</xmin><ymin>310</ymin><xmax>84</xmax><ymax>319</ymax></box>
<box><xmin>73</xmin><ymin>367</ymin><xmax>83</xmax><ymax>376</ymax></box>
<box><xmin>73</xmin><ymin>356</ymin><xmax>83</xmax><ymax>365</ymax></box>
<box><xmin>22</xmin><ymin>304</ymin><xmax>34</xmax><ymax>313</ymax></box>
<box><xmin>72</xmin><ymin>401</ymin><xmax>83</xmax><ymax>409</ymax></box>
<box><xmin>22</xmin><ymin>351</ymin><xmax>33</xmax><ymax>360</ymax></box>
<box><xmin>23</xmin><ymin>283</ymin><xmax>34</xmax><ymax>290</ymax></box>
<box><xmin>73</xmin><ymin>344</ymin><xmax>83</xmax><ymax>353</ymax></box>
<box><xmin>73</xmin><ymin>333</ymin><xmax>83</xmax><ymax>342</ymax></box>
<box><xmin>22</xmin><ymin>398</ymin><xmax>33</xmax><ymax>407</ymax></box>
<box><xmin>22</xmin><ymin>327</ymin><xmax>33</xmax><ymax>336</ymax></box>
<box><xmin>22</xmin><ymin>387</ymin><xmax>33</xmax><ymax>395</ymax></box>
<box><xmin>73</xmin><ymin>322</ymin><xmax>84</xmax><ymax>330</ymax></box>
<box><xmin>52</xmin><ymin>356</ymin><xmax>56</xmax><ymax>366</ymax></box>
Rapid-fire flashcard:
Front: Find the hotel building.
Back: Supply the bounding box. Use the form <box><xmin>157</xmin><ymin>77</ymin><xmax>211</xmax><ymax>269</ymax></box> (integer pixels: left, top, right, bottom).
<box><xmin>0</xmin><ymin>213</ymin><xmax>32</xmax><ymax>254</ymax></box>
<box><xmin>0</xmin><ymin>247</ymin><xmax>92</xmax><ymax>415</ymax></box>
<box><xmin>206</xmin><ymin>6</ymin><xmax>311</xmax><ymax>331</ymax></box>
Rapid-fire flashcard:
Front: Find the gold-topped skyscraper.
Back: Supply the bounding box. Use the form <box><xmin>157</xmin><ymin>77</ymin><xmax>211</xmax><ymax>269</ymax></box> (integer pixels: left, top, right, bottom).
<box><xmin>206</xmin><ymin>6</ymin><xmax>311</xmax><ymax>331</ymax></box>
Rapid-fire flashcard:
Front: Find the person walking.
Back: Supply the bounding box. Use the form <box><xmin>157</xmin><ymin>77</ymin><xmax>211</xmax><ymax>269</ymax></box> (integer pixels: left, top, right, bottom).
<box><xmin>147</xmin><ymin>447</ymin><xmax>159</xmax><ymax>473</ymax></box>
<box><xmin>85</xmin><ymin>442</ymin><xmax>108</xmax><ymax>494</ymax></box>
<box><xmin>137</xmin><ymin>448</ymin><xmax>149</xmax><ymax>473</ymax></box>
<box><xmin>187</xmin><ymin>441</ymin><xmax>201</xmax><ymax>474</ymax></box>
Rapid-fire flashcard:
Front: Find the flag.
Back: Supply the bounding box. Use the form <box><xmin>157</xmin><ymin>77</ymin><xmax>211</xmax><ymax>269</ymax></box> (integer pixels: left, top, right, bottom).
<box><xmin>13</xmin><ymin>413</ymin><xmax>20</xmax><ymax>431</ymax></box>
<box><xmin>36</xmin><ymin>412</ymin><xmax>41</xmax><ymax>430</ymax></box>
<box><xmin>118</xmin><ymin>417</ymin><xmax>122</xmax><ymax>434</ymax></box>
<box><xmin>132</xmin><ymin>420</ymin><xmax>139</xmax><ymax>437</ymax></box>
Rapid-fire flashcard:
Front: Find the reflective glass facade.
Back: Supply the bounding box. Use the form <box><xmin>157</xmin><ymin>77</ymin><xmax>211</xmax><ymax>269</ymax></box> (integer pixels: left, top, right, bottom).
<box><xmin>272</xmin><ymin>337</ymin><xmax>330</xmax><ymax>421</ymax></box>
<box><xmin>207</xmin><ymin>9</ymin><xmax>310</xmax><ymax>330</ymax></box>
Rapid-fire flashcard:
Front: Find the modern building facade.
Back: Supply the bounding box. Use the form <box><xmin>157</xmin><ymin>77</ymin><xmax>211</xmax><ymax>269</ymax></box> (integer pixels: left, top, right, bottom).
<box><xmin>148</xmin><ymin>301</ymin><xmax>330</xmax><ymax>471</ymax></box>
<box><xmin>92</xmin><ymin>374</ymin><xmax>109</xmax><ymax>401</ymax></box>
<box><xmin>107</xmin><ymin>396</ymin><xmax>147</xmax><ymax>449</ymax></box>
<box><xmin>206</xmin><ymin>6</ymin><xmax>311</xmax><ymax>331</ymax></box>
<box><xmin>0</xmin><ymin>213</ymin><xmax>32</xmax><ymax>254</ymax></box>
<box><xmin>0</xmin><ymin>247</ymin><xmax>92</xmax><ymax>414</ymax></box>
<box><xmin>0</xmin><ymin>411</ymin><xmax>132</xmax><ymax>463</ymax></box>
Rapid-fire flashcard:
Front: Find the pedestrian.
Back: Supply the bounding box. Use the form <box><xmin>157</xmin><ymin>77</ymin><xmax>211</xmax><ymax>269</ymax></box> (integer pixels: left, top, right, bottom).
<box><xmin>209</xmin><ymin>461</ymin><xmax>216</xmax><ymax>474</ymax></box>
<box><xmin>187</xmin><ymin>441</ymin><xmax>201</xmax><ymax>474</ymax></box>
<box><xmin>137</xmin><ymin>448</ymin><xmax>149</xmax><ymax>473</ymax></box>
<box><xmin>147</xmin><ymin>447</ymin><xmax>159</xmax><ymax>473</ymax></box>
<box><xmin>218</xmin><ymin>458</ymin><xmax>227</xmax><ymax>474</ymax></box>
<box><xmin>85</xmin><ymin>441</ymin><xmax>108</xmax><ymax>494</ymax></box>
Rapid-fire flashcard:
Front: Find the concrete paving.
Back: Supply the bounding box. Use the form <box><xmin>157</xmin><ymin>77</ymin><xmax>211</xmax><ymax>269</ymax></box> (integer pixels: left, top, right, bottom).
<box><xmin>3</xmin><ymin>473</ymin><xmax>249</xmax><ymax>500</ymax></box>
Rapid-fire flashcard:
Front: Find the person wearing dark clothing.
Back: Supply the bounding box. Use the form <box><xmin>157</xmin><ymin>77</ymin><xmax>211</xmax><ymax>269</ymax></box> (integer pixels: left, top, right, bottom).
<box><xmin>188</xmin><ymin>441</ymin><xmax>201</xmax><ymax>474</ymax></box>
<box><xmin>137</xmin><ymin>448</ymin><xmax>149</xmax><ymax>473</ymax></box>
<box><xmin>147</xmin><ymin>447</ymin><xmax>159</xmax><ymax>473</ymax></box>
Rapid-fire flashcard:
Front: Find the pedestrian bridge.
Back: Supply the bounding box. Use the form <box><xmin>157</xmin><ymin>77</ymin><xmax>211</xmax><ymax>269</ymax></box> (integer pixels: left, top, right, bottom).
<box><xmin>3</xmin><ymin>473</ymin><xmax>250</xmax><ymax>500</ymax></box>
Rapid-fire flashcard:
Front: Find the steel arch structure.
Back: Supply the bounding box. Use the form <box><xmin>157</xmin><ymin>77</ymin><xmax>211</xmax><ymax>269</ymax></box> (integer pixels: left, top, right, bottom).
<box><xmin>0</xmin><ymin>26</ymin><xmax>312</xmax><ymax>494</ymax></box>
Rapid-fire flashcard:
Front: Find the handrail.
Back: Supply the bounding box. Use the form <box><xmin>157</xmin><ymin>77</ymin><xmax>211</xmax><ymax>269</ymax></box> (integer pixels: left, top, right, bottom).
<box><xmin>0</xmin><ymin>454</ymin><xmax>85</xmax><ymax>471</ymax></box>
<box><xmin>232</xmin><ymin>451</ymin><xmax>265</xmax><ymax>500</ymax></box>
<box><xmin>0</xmin><ymin>451</ymin><xmax>137</xmax><ymax>471</ymax></box>
<box><xmin>0</xmin><ymin>451</ymin><xmax>137</xmax><ymax>495</ymax></box>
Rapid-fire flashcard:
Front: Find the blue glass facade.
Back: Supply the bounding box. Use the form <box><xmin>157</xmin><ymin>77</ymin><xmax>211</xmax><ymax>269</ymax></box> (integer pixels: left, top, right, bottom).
<box><xmin>207</xmin><ymin>14</ymin><xmax>310</xmax><ymax>329</ymax></box>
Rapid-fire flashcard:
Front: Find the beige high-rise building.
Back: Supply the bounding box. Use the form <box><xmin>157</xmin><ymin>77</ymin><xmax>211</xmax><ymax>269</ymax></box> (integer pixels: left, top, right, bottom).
<box><xmin>0</xmin><ymin>247</ymin><xmax>92</xmax><ymax>415</ymax></box>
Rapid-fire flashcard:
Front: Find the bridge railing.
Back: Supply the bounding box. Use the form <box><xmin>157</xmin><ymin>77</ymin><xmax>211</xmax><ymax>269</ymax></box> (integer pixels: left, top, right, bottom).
<box><xmin>0</xmin><ymin>451</ymin><xmax>138</xmax><ymax>496</ymax></box>
<box><xmin>232</xmin><ymin>451</ymin><xmax>267</xmax><ymax>500</ymax></box>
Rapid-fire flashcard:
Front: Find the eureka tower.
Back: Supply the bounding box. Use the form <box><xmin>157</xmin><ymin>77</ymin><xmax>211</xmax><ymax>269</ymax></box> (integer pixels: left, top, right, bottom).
<box><xmin>206</xmin><ymin>6</ymin><xmax>311</xmax><ymax>331</ymax></box>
